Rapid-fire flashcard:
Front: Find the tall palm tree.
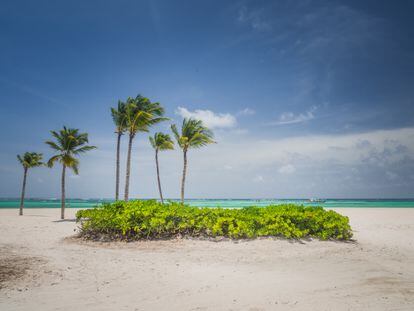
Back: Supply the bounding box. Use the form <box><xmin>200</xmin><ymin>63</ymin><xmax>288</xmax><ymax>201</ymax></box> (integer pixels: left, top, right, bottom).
<box><xmin>123</xmin><ymin>95</ymin><xmax>168</xmax><ymax>201</ymax></box>
<box><xmin>171</xmin><ymin>118</ymin><xmax>215</xmax><ymax>203</ymax></box>
<box><xmin>17</xmin><ymin>152</ymin><xmax>44</xmax><ymax>216</ymax></box>
<box><xmin>149</xmin><ymin>132</ymin><xmax>174</xmax><ymax>204</ymax></box>
<box><xmin>111</xmin><ymin>100</ymin><xmax>127</xmax><ymax>201</ymax></box>
<box><xmin>46</xmin><ymin>126</ymin><xmax>96</xmax><ymax>219</ymax></box>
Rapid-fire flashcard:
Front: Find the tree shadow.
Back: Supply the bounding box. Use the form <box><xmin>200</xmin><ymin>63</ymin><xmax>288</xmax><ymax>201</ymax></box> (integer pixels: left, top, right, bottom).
<box><xmin>53</xmin><ymin>218</ymin><xmax>77</xmax><ymax>223</ymax></box>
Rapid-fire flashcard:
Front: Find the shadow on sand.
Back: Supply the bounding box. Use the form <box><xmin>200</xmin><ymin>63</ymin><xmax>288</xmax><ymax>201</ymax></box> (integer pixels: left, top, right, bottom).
<box><xmin>53</xmin><ymin>218</ymin><xmax>77</xmax><ymax>223</ymax></box>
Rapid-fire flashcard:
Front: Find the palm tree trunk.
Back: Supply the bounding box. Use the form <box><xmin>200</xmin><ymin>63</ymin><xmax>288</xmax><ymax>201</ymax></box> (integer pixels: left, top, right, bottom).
<box><xmin>19</xmin><ymin>168</ymin><xmax>28</xmax><ymax>216</ymax></box>
<box><xmin>115</xmin><ymin>132</ymin><xmax>122</xmax><ymax>201</ymax></box>
<box><xmin>61</xmin><ymin>164</ymin><xmax>66</xmax><ymax>219</ymax></box>
<box><xmin>155</xmin><ymin>150</ymin><xmax>164</xmax><ymax>204</ymax></box>
<box><xmin>180</xmin><ymin>149</ymin><xmax>188</xmax><ymax>204</ymax></box>
<box><xmin>124</xmin><ymin>134</ymin><xmax>133</xmax><ymax>201</ymax></box>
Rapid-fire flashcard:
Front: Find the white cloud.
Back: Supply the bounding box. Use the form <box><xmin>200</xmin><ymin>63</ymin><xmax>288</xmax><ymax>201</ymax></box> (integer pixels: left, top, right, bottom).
<box><xmin>278</xmin><ymin>164</ymin><xmax>296</xmax><ymax>174</ymax></box>
<box><xmin>237</xmin><ymin>5</ymin><xmax>247</xmax><ymax>22</ymax></box>
<box><xmin>230</xmin><ymin>128</ymin><xmax>249</xmax><ymax>135</ymax></box>
<box><xmin>6</xmin><ymin>126</ymin><xmax>413</xmax><ymax>199</ymax></box>
<box><xmin>178</xmin><ymin>127</ymin><xmax>414</xmax><ymax>197</ymax></box>
<box><xmin>270</xmin><ymin>107</ymin><xmax>316</xmax><ymax>125</ymax></box>
<box><xmin>176</xmin><ymin>107</ymin><xmax>237</xmax><ymax>129</ymax></box>
<box><xmin>221</xmin><ymin>127</ymin><xmax>414</xmax><ymax>167</ymax></box>
<box><xmin>253</xmin><ymin>175</ymin><xmax>264</xmax><ymax>183</ymax></box>
<box><xmin>237</xmin><ymin>6</ymin><xmax>271</xmax><ymax>31</ymax></box>
<box><xmin>251</xmin><ymin>20</ymin><xmax>271</xmax><ymax>31</ymax></box>
<box><xmin>237</xmin><ymin>108</ymin><xmax>255</xmax><ymax>116</ymax></box>
<box><xmin>386</xmin><ymin>171</ymin><xmax>398</xmax><ymax>180</ymax></box>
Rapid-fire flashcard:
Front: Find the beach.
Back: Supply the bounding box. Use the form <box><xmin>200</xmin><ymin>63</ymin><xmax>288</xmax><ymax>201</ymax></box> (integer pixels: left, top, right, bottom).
<box><xmin>0</xmin><ymin>208</ymin><xmax>413</xmax><ymax>310</ymax></box>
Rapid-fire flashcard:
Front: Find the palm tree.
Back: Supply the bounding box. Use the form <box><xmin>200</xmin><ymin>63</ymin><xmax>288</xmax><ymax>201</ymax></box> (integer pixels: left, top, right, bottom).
<box><xmin>171</xmin><ymin>118</ymin><xmax>215</xmax><ymax>203</ymax></box>
<box><xmin>149</xmin><ymin>132</ymin><xmax>174</xmax><ymax>204</ymax></box>
<box><xmin>17</xmin><ymin>152</ymin><xmax>44</xmax><ymax>216</ymax></box>
<box><xmin>46</xmin><ymin>126</ymin><xmax>96</xmax><ymax>219</ymax></box>
<box><xmin>111</xmin><ymin>100</ymin><xmax>127</xmax><ymax>201</ymax></box>
<box><xmin>123</xmin><ymin>95</ymin><xmax>168</xmax><ymax>201</ymax></box>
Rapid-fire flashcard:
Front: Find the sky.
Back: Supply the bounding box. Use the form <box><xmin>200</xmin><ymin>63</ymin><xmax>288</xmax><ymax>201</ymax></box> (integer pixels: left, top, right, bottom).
<box><xmin>1</xmin><ymin>0</ymin><xmax>414</xmax><ymax>199</ymax></box>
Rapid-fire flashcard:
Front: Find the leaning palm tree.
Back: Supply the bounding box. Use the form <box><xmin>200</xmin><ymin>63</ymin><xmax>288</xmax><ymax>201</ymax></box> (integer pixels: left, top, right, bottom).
<box><xmin>46</xmin><ymin>127</ymin><xmax>96</xmax><ymax>219</ymax></box>
<box><xmin>171</xmin><ymin>118</ymin><xmax>215</xmax><ymax>203</ymax></box>
<box><xmin>123</xmin><ymin>95</ymin><xmax>168</xmax><ymax>201</ymax></box>
<box><xmin>149</xmin><ymin>132</ymin><xmax>174</xmax><ymax>204</ymax></box>
<box><xmin>111</xmin><ymin>100</ymin><xmax>127</xmax><ymax>201</ymax></box>
<box><xmin>17</xmin><ymin>152</ymin><xmax>44</xmax><ymax>216</ymax></box>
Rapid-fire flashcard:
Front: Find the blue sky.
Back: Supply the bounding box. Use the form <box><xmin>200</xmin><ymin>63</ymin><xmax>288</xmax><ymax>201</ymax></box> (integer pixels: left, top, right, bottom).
<box><xmin>1</xmin><ymin>0</ymin><xmax>414</xmax><ymax>198</ymax></box>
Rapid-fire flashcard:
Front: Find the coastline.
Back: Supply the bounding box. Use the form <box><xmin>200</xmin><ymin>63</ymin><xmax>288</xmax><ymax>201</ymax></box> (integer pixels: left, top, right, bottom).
<box><xmin>2</xmin><ymin>198</ymin><xmax>414</xmax><ymax>209</ymax></box>
<box><xmin>1</xmin><ymin>208</ymin><xmax>413</xmax><ymax>310</ymax></box>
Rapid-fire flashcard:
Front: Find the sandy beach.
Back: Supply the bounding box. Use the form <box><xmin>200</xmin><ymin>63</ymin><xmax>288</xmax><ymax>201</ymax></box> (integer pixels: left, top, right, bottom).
<box><xmin>0</xmin><ymin>208</ymin><xmax>413</xmax><ymax>311</ymax></box>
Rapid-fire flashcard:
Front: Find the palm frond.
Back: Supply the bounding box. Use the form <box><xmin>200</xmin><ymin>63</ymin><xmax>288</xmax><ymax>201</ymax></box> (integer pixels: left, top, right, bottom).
<box><xmin>70</xmin><ymin>161</ymin><xmax>80</xmax><ymax>175</ymax></box>
<box><xmin>47</xmin><ymin>155</ymin><xmax>61</xmax><ymax>168</ymax></box>
<box><xmin>111</xmin><ymin>100</ymin><xmax>127</xmax><ymax>133</ymax></box>
<box><xmin>73</xmin><ymin>145</ymin><xmax>96</xmax><ymax>154</ymax></box>
<box><xmin>46</xmin><ymin>126</ymin><xmax>95</xmax><ymax>174</ymax></box>
<box><xmin>171</xmin><ymin>118</ymin><xmax>215</xmax><ymax>150</ymax></box>
<box><xmin>17</xmin><ymin>152</ymin><xmax>44</xmax><ymax>168</ymax></box>
<box><xmin>150</xmin><ymin>132</ymin><xmax>175</xmax><ymax>151</ymax></box>
<box><xmin>17</xmin><ymin>154</ymin><xmax>23</xmax><ymax>165</ymax></box>
<box><xmin>149</xmin><ymin>136</ymin><xmax>156</xmax><ymax>149</ymax></box>
<box><xmin>124</xmin><ymin>95</ymin><xmax>167</xmax><ymax>136</ymax></box>
<box><xmin>171</xmin><ymin>124</ymin><xmax>182</xmax><ymax>148</ymax></box>
<box><xmin>45</xmin><ymin>141</ymin><xmax>63</xmax><ymax>151</ymax></box>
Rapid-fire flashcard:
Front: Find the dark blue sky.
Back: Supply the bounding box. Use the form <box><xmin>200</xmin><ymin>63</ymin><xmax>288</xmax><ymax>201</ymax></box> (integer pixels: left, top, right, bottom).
<box><xmin>1</xmin><ymin>0</ymin><xmax>413</xmax><ymax>198</ymax></box>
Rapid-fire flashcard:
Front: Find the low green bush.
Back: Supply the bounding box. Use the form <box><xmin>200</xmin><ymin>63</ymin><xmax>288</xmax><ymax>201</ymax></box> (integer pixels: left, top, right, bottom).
<box><xmin>76</xmin><ymin>200</ymin><xmax>352</xmax><ymax>241</ymax></box>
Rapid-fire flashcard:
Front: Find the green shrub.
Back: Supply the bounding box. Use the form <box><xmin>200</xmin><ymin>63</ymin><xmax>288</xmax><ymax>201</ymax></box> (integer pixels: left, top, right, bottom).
<box><xmin>76</xmin><ymin>200</ymin><xmax>352</xmax><ymax>241</ymax></box>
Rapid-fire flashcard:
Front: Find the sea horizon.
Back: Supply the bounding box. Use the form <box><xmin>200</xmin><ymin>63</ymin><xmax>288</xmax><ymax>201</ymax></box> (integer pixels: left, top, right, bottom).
<box><xmin>2</xmin><ymin>198</ymin><xmax>414</xmax><ymax>208</ymax></box>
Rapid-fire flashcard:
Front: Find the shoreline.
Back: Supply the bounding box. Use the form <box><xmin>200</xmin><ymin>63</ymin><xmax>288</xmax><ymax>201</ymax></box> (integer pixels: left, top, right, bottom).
<box><xmin>1</xmin><ymin>208</ymin><xmax>413</xmax><ymax>310</ymax></box>
<box><xmin>2</xmin><ymin>199</ymin><xmax>414</xmax><ymax>210</ymax></box>
<box><xmin>2</xmin><ymin>206</ymin><xmax>413</xmax><ymax>211</ymax></box>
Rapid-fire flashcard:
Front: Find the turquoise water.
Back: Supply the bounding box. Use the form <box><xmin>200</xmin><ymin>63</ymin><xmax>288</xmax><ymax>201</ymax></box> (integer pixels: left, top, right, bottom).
<box><xmin>1</xmin><ymin>198</ymin><xmax>414</xmax><ymax>208</ymax></box>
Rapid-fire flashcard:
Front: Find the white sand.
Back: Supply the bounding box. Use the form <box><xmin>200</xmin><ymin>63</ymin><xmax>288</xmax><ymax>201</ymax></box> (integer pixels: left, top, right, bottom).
<box><xmin>0</xmin><ymin>208</ymin><xmax>413</xmax><ymax>311</ymax></box>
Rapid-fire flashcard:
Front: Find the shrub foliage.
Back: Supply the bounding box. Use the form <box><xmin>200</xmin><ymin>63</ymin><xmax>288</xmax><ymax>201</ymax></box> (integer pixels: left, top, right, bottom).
<box><xmin>76</xmin><ymin>200</ymin><xmax>352</xmax><ymax>241</ymax></box>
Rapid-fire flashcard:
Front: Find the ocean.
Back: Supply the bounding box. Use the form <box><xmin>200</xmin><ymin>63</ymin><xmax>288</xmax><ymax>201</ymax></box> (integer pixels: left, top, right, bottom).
<box><xmin>1</xmin><ymin>198</ymin><xmax>414</xmax><ymax>208</ymax></box>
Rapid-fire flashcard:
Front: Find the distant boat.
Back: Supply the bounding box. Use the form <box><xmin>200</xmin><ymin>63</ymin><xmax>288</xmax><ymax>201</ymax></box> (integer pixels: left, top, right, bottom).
<box><xmin>308</xmin><ymin>198</ymin><xmax>326</xmax><ymax>203</ymax></box>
